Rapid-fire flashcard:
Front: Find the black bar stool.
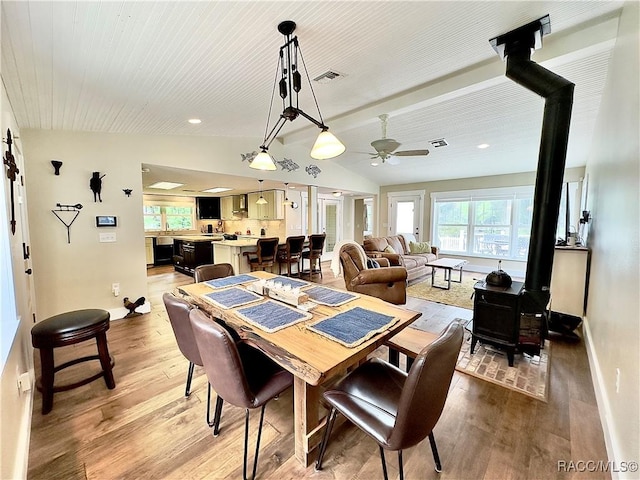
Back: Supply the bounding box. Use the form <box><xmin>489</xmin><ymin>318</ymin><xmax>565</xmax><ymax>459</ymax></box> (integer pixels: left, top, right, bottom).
<box><xmin>31</xmin><ymin>309</ymin><xmax>115</xmax><ymax>414</ymax></box>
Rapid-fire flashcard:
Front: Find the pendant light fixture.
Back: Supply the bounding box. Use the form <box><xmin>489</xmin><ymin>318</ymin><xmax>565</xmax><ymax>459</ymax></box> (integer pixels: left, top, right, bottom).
<box><xmin>283</xmin><ymin>183</ymin><xmax>292</xmax><ymax>206</ymax></box>
<box><xmin>250</xmin><ymin>20</ymin><xmax>345</xmax><ymax>171</ymax></box>
<box><xmin>256</xmin><ymin>179</ymin><xmax>268</xmax><ymax>204</ymax></box>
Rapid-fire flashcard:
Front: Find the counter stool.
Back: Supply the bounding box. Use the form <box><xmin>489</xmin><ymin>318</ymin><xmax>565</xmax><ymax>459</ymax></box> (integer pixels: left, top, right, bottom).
<box><xmin>31</xmin><ymin>309</ymin><xmax>115</xmax><ymax>414</ymax></box>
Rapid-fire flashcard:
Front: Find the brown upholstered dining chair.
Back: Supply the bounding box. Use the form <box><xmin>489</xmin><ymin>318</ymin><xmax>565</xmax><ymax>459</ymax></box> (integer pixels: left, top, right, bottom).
<box><xmin>243</xmin><ymin>237</ymin><xmax>280</xmax><ymax>272</ymax></box>
<box><xmin>189</xmin><ymin>309</ymin><xmax>293</xmax><ymax>480</ymax></box>
<box><xmin>194</xmin><ymin>263</ymin><xmax>234</xmax><ymax>283</ymax></box>
<box><xmin>316</xmin><ymin>321</ymin><xmax>464</xmax><ymax>480</ymax></box>
<box><xmin>339</xmin><ymin>242</ymin><xmax>408</xmax><ymax>305</ymax></box>
<box><xmin>301</xmin><ymin>233</ymin><xmax>326</xmax><ymax>278</ymax></box>
<box><xmin>162</xmin><ymin>293</ymin><xmax>220</xmax><ymax>428</ymax></box>
<box><xmin>276</xmin><ymin>235</ymin><xmax>305</xmax><ymax>277</ymax></box>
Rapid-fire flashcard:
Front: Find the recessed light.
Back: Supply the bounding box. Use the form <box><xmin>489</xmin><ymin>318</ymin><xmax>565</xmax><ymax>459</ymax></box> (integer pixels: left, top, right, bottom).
<box><xmin>202</xmin><ymin>187</ymin><xmax>233</xmax><ymax>194</ymax></box>
<box><xmin>477</xmin><ymin>143</ymin><xmax>490</xmax><ymax>149</ymax></box>
<box><xmin>148</xmin><ymin>181</ymin><xmax>184</xmax><ymax>190</ymax></box>
<box><xmin>188</xmin><ymin>118</ymin><xmax>202</xmax><ymax>124</ymax></box>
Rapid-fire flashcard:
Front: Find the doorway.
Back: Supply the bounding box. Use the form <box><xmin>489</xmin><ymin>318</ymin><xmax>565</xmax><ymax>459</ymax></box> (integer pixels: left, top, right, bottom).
<box><xmin>388</xmin><ymin>191</ymin><xmax>424</xmax><ymax>241</ymax></box>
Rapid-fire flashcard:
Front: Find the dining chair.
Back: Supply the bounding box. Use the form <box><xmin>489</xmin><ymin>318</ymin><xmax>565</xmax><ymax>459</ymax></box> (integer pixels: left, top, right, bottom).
<box><xmin>276</xmin><ymin>235</ymin><xmax>305</xmax><ymax>277</ymax></box>
<box><xmin>162</xmin><ymin>293</ymin><xmax>221</xmax><ymax>429</ymax></box>
<box><xmin>301</xmin><ymin>233</ymin><xmax>326</xmax><ymax>278</ymax></box>
<box><xmin>194</xmin><ymin>263</ymin><xmax>234</xmax><ymax>283</ymax></box>
<box><xmin>243</xmin><ymin>237</ymin><xmax>280</xmax><ymax>272</ymax></box>
<box><xmin>315</xmin><ymin>321</ymin><xmax>464</xmax><ymax>480</ymax></box>
<box><xmin>189</xmin><ymin>309</ymin><xmax>293</xmax><ymax>480</ymax></box>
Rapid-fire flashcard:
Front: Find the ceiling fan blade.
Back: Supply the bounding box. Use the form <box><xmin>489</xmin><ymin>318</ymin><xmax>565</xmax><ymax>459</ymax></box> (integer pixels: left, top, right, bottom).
<box><xmin>394</xmin><ymin>149</ymin><xmax>430</xmax><ymax>157</ymax></box>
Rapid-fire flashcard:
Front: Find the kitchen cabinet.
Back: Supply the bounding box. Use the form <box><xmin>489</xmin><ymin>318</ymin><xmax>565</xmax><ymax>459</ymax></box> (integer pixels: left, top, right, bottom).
<box><xmin>247</xmin><ymin>190</ymin><xmax>284</xmax><ymax>220</ymax></box>
<box><xmin>145</xmin><ymin>237</ymin><xmax>155</xmax><ymax>265</ymax></box>
<box><xmin>197</xmin><ymin>197</ymin><xmax>221</xmax><ymax>219</ymax></box>
<box><xmin>172</xmin><ymin>239</ymin><xmax>213</xmax><ymax>276</ymax></box>
<box><xmin>220</xmin><ymin>195</ymin><xmax>248</xmax><ymax>220</ymax></box>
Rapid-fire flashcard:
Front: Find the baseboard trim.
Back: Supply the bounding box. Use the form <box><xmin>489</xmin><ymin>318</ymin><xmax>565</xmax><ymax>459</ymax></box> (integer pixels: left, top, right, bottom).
<box><xmin>582</xmin><ymin>316</ymin><xmax>621</xmax><ymax>479</ymax></box>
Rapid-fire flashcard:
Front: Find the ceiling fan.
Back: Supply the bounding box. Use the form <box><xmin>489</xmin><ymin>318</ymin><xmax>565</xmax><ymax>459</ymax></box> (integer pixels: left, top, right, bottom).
<box><xmin>368</xmin><ymin>114</ymin><xmax>430</xmax><ymax>165</ymax></box>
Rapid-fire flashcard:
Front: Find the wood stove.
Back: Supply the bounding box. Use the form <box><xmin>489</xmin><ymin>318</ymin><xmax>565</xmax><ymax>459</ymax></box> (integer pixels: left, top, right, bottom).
<box><xmin>471</xmin><ymin>15</ymin><xmax>574</xmax><ymax>365</ymax></box>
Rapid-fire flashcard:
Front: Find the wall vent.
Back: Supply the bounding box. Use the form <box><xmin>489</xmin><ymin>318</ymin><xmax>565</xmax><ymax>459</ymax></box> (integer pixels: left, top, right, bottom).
<box><xmin>313</xmin><ymin>70</ymin><xmax>346</xmax><ymax>84</ymax></box>
<box><xmin>429</xmin><ymin>138</ymin><xmax>449</xmax><ymax>148</ymax></box>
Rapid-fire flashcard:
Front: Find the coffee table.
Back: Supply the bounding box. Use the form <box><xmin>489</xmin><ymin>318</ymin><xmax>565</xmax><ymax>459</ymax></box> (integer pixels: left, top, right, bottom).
<box><xmin>426</xmin><ymin>258</ymin><xmax>468</xmax><ymax>290</ymax></box>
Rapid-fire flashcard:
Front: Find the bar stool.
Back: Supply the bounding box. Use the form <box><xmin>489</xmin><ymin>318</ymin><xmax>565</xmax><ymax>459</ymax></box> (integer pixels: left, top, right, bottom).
<box><xmin>31</xmin><ymin>309</ymin><xmax>115</xmax><ymax>414</ymax></box>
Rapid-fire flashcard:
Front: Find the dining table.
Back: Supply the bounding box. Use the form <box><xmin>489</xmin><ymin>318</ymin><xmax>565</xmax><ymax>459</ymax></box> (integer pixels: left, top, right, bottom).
<box><xmin>178</xmin><ymin>270</ymin><xmax>421</xmax><ymax>467</ymax></box>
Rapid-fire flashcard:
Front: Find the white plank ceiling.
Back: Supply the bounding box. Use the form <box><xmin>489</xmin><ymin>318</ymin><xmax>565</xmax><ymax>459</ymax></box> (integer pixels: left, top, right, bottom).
<box><xmin>1</xmin><ymin>1</ymin><xmax>624</xmax><ymax>192</ymax></box>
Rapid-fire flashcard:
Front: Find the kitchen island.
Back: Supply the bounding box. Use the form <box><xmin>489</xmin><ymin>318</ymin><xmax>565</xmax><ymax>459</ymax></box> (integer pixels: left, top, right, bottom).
<box><xmin>213</xmin><ymin>237</ymin><xmax>282</xmax><ymax>274</ymax></box>
<box><xmin>172</xmin><ymin>235</ymin><xmax>223</xmax><ymax>276</ymax></box>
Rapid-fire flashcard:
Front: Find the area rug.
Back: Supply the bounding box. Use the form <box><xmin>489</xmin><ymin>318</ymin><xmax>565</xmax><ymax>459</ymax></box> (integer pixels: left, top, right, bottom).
<box><xmin>455</xmin><ymin>331</ymin><xmax>550</xmax><ymax>402</ymax></box>
<box><xmin>406</xmin><ymin>274</ymin><xmax>479</xmax><ymax>309</ymax></box>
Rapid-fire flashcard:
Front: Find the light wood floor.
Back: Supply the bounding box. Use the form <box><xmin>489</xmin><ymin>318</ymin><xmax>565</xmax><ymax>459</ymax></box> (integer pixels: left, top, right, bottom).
<box><xmin>27</xmin><ymin>264</ymin><xmax>609</xmax><ymax>479</ymax></box>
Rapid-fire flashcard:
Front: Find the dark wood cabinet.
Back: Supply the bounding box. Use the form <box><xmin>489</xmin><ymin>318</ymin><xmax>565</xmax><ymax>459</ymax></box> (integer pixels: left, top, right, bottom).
<box><xmin>197</xmin><ymin>197</ymin><xmax>221</xmax><ymax>219</ymax></box>
<box><xmin>172</xmin><ymin>239</ymin><xmax>213</xmax><ymax>276</ymax></box>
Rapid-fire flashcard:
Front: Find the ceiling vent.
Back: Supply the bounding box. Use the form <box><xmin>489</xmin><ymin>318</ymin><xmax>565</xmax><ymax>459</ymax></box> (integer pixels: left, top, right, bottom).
<box><xmin>429</xmin><ymin>138</ymin><xmax>449</xmax><ymax>148</ymax></box>
<box><xmin>313</xmin><ymin>70</ymin><xmax>346</xmax><ymax>84</ymax></box>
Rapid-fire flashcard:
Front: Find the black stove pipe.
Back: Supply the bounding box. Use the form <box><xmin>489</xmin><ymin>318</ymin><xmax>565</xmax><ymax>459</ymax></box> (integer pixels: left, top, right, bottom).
<box><xmin>499</xmin><ymin>19</ymin><xmax>575</xmax><ymax>312</ymax></box>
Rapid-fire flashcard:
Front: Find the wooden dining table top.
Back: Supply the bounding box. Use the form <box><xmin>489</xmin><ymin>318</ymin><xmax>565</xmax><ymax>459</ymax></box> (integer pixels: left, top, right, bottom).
<box><xmin>179</xmin><ymin>271</ymin><xmax>421</xmax><ymax>386</ymax></box>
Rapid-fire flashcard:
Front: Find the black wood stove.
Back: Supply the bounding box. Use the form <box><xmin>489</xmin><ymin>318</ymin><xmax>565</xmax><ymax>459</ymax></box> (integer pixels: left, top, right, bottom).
<box><xmin>471</xmin><ymin>15</ymin><xmax>574</xmax><ymax>365</ymax></box>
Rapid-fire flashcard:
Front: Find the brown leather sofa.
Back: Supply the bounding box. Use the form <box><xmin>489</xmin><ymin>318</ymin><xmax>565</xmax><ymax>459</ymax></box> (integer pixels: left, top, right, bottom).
<box><xmin>363</xmin><ymin>235</ymin><xmax>439</xmax><ymax>283</ymax></box>
<box><xmin>339</xmin><ymin>243</ymin><xmax>407</xmax><ymax>305</ymax></box>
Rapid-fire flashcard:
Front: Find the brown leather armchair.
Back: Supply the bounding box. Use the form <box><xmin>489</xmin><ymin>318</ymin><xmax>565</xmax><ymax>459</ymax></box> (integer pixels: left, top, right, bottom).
<box><xmin>339</xmin><ymin>243</ymin><xmax>407</xmax><ymax>305</ymax></box>
<box><xmin>193</xmin><ymin>263</ymin><xmax>234</xmax><ymax>283</ymax></box>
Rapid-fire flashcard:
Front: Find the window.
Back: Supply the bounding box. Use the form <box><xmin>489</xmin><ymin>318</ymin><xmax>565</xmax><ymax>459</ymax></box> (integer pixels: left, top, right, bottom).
<box><xmin>431</xmin><ymin>186</ymin><xmax>534</xmax><ymax>260</ymax></box>
<box><xmin>143</xmin><ymin>199</ymin><xmax>195</xmax><ymax>232</ymax></box>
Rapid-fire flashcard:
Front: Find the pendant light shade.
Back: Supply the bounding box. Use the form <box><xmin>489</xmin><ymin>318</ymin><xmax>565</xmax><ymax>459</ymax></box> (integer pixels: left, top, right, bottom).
<box><xmin>250</xmin><ymin>149</ymin><xmax>277</xmax><ymax>171</ymax></box>
<box><xmin>310</xmin><ymin>129</ymin><xmax>346</xmax><ymax>160</ymax></box>
<box><xmin>256</xmin><ymin>179</ymin><xmax>268</xmax><ymax>204</ymax></box>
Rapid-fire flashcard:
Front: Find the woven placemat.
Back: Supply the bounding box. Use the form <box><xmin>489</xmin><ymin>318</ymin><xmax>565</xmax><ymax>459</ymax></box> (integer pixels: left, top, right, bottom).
<box><xmin>307</xmin><ymin>306</ymin><xmax>397</xmax><ymax>348</ymax></box>
<box><xmin>204</xmin><ymin>274</ymin><xmax>258</xmax><ymax>289</ymax></box>
<box><xmin>236</xmin><ymin>299</ymin><xmax>312</xmax><ymax>333</ymax></box>
<box><xmin>303</xmin><ymin>286</ymin><xmax>358</xmax><ymax>307</ymax></box>
<box><xmin>201</xmin><ymin>287</ymin><xmax>263</xmax><ymax>310</ymax></box>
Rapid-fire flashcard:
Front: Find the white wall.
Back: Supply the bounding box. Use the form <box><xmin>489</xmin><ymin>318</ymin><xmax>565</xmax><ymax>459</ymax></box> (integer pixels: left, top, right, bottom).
<box><xmin>1</xmin><ymin>78</ymin><xmax>35</xmax><ymax>480</ymax></box>
<box><xmin>582</xmin><ymin>2</ymin><xmax>639</xmax><ymax>474</ymax></box>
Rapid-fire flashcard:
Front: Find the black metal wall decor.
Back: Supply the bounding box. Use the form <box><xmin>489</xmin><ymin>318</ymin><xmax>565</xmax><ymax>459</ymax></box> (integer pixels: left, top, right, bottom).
<box><xmin>52</xmin><ymin>203</ymin><xmax>82</xmax><ymax>243</ymax></box>
<box><xmin>90</xmin><ymin>172</ymin><xmax>106</xmax><ymax>202</ymax></box>
<box><xmin>51</xmin><ymin>160</ymin><xmax>63</xmax><ymax>175</ymax></box>
<box><xmin>305</xmin><ymin>164</ymin><xmax>321</xmax><ymax>178</ymax></box>
<box><xmin>277</xmin><ymin>157</ymin><xmax>300</xmax><ymax>171</ymax></box>
<box><xmin>123</xmin><ymin>189</ymin><xmax>132</xmax><ymax>197</ymax></box>
<box><xmin>241</xmin><ymin>151</ymin><xmax>258</xmax><ymax>163</ymax></box>
<box><xmin>3</xmin><ymin>129</ymin><xmax>19</xmax><ymax>234</ymax></box>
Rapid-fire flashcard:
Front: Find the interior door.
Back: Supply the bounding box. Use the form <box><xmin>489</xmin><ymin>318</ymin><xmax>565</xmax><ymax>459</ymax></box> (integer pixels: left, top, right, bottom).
<box><xmin>319</xmin><ymin>198</ymin><xmax>341</xmax><ymax>261</ymax></box>
<box><xmin>388</xmin><ymin>192</ymin><xmax>424</xmax><ymax>241</ymax></box>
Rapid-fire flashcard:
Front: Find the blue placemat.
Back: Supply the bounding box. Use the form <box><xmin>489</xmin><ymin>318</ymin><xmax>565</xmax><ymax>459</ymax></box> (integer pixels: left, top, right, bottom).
<box><xmin>204</xmin><ymin>274</ymin><xmax>258</xmax><ymax>289</ymax></box>
<box><xmin>201</xmin><ymin>287</ymin><xmax>263</xmax><ymax>310</ymax></box>
<box><xmin>307</xmin><ymin>307</ymin><xmax>398</xmax><ymax>348</ymax></box>
<box><xmin>304</xmin><ymin>286</ymin><xmax>358</xmax><ymax>307</ymax></box>
<box><xmin>236</xmin><ymin>300</ymin><xmax>312</xmax><ymax>333</ymax></box>
<box><xmin>268</xmin><ymin>276</ymin><xmax>310</xmax><ymax>289</ymax></box>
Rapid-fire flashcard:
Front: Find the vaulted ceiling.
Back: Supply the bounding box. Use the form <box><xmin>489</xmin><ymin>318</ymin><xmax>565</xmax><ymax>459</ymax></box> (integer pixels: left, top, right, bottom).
<box><xmin>1</xmin><ymin>1</ymin><xmax>623</xmax><ymax>192</ymax></box>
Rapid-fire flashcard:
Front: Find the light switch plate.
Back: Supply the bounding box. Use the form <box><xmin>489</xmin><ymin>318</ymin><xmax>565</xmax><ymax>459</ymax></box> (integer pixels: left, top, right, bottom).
<box><xmin>99</xmin><ymin>232</ymin><xmax>117</xmax><ymax>242</ymax></box>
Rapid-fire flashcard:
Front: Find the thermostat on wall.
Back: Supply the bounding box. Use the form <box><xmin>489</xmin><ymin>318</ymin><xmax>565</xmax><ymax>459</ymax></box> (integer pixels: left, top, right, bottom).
<box><xmin>96</xmin><ymin>215</ymin><xmax>117</xmax><ymax>227</ymax></box>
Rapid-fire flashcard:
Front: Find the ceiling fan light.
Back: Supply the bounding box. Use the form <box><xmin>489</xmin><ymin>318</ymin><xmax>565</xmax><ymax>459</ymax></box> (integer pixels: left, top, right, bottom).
<box><xmin>249</xmin><ymin>150</ymin><xmax>277</xmax><ymax>171</ymax></box>
<box><xmin>310</xmin><ymin>129</ymin><xmax>345</xmax><ymax>160</ymax></box>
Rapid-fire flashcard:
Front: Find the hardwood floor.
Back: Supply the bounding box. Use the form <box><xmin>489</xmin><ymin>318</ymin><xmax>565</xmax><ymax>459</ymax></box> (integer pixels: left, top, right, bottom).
<box><xmin>27</xmin><ymin>264</ymin><xmax>609</xmax><ymax>479</ymax></box>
